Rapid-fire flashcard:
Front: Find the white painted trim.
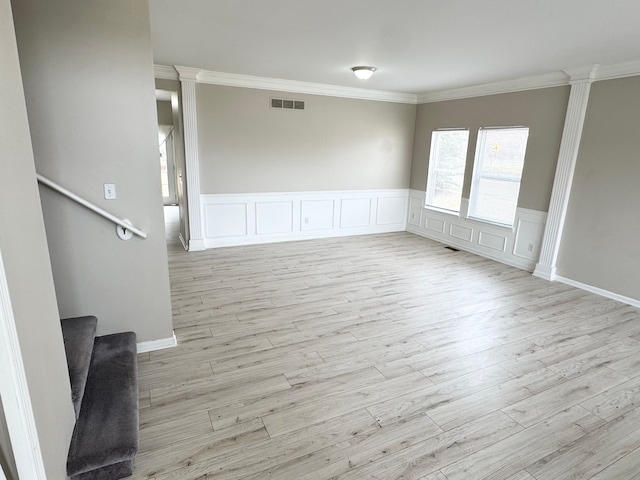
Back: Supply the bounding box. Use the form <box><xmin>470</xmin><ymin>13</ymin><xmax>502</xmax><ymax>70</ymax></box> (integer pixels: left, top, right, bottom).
<box><xmin>136</xmin><ymin>332</ymin><xmax>177</xmax><ymax>354</ymax></box>
<box><xmin>593</xmin><ymin>60</ymin><xmax>640</xmax><ymax>82</ymax></box>
<box><xmin>187</xmin><ymin>239</ymin><xmax>206</xmax><ymax>252</ymax></box>
<box><xmin>202</xmin><ymin>189</ymin><xmax>408</xmax><ymax>249</ymax></box>
<box><xmin>157</xmin><ymin>60</ymin><xmax>640</xmax><ymax>106</ymax></box>
<box><xmin>154</xmin><ymin>64</ymin><xmax>178</xmax><ymax>80</ymax></box>
<box><xmin>534</xmin><ymin>68</ymin><xmax>595</xmax><ymax>280</ymax></box>
<box><xmin>155</xmin><ymin>64</ymin><xmax>417</xmax><ymax>104</ymax></box>
<box><xmin>178</xmin><ymin>232</ymin><xmax>188</xmax><ymax>251</ymax></box>
<box><xmin>417</xmin><ymin>71</ymin><xmax>571</xmax><ymax>103</ymax></box>
<box><xmin>0</xmin><ymin>249</ymin><xmax>47</xmax><ymax>480</ymax></box>
<box><xmin>407</xmin><ymin>189</ymin><xmax>547</xmax><ymax>272</ymax></box>
<box><xmin>176</xmin><ymin>69</ymin><xmax>205</xmax><ymax>249</ymax></box>
<box><xmin>555</xmin><ymin>275</ymin><xmax>640</xmax><ymax>310</ymax></box>
<box><xmin>0</xmin><ymin>463</ymin><xmax>7</xmax><ymax>480</ymax></box>
<box><xmin>195</xmin><ymin>70</ymin><xmax>418</xmax><ymax>104</ymax></box>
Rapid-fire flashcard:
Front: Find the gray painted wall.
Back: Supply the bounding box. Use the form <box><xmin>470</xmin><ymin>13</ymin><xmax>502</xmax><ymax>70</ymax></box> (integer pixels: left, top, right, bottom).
<box><xmin>1</xmin><ymin>0</ymin><xmax>75</xmax><ymax>476</ymax></box>
<box><xmin>410</xmin><ymin>87</ymin><xmax>570</xmax><ymax>212</ymax></box>
<box><xmin>12</xmin><ymin>0</ymin><xmax>173</xmax><ymax>342</ymax></box>
<box><xmin>557</xmin><ymin>76</ymin><xmax>640</xmax><ymax>299</ymax></box>
<box><xmin>196</xmin><ymin>84</ymin><xmax>416</xmax><ymax>194</ymax></box>
<box><xmin>157</xmin><ymin>100</ymin><xmax>174</xmax><ymax>126</ymax></box>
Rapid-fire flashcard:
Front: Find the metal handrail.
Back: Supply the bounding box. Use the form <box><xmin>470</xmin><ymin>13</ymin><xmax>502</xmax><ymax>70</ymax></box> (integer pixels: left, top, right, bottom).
<box><xmin>36</xmin><ymin>174</ymin><xmax>147</xmax><ymax>239</ymax></box>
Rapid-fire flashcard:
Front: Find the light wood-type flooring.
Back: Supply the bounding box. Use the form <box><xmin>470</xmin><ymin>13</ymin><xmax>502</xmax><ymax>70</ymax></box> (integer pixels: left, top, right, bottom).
<box><xmin>132</xmin><ymin>212</ymin><xmax>640</xmax><ymax>479</ymax></box>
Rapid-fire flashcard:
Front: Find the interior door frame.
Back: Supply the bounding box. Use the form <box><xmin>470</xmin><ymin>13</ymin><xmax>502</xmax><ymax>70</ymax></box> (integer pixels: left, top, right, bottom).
<box><xmin>0</xmin><ymin>248</ymin><xmax>47</xmax><ymax>480</ymax></box>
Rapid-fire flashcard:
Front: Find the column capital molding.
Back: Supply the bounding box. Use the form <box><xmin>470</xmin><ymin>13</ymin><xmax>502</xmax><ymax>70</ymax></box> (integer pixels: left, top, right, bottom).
<box><xmin>175</xmin><ymin>66</ymin><xmax>201</xmax><ymax>82</ymax></box>
<box><xmin>564</xmin><ymin>64</ymin><xmax>599</xmax><ymax>84</ymax></box>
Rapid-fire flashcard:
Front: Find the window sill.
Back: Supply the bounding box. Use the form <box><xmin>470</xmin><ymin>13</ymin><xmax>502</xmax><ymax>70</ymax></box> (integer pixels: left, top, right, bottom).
<box><xmin>466</xmin><ymin>216</ymin><xmax>515</xmax><ymax>232</ymax></box>
<box><xmin>423</xmin><ymin>205</ymin><xmax>461</xmax><ymax>217</ymax></box>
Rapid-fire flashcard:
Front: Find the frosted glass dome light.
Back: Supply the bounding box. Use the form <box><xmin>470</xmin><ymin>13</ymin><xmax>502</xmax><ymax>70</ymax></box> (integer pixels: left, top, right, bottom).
<box><xmin>351</xmin><ymin>66</ymin><xmax>376</xmax><ymax>80</ymax></box>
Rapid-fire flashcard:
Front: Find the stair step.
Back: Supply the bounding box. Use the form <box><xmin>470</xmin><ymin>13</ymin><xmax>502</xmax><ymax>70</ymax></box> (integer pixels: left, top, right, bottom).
<box><xmin>67</xmin><ymin>332</ymin><xmax>138</xmax><ymax>480</ymax></box>
<box><xmin>61</xmin><ymin>316</ymin><xmax>98</xmax><ymax>419</ymax></box>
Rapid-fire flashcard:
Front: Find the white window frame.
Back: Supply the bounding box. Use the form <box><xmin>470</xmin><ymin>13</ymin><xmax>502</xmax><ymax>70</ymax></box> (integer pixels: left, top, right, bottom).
<box><xmin>468</xmin><ymin>126</ymin><xmax>529</xmax><ymax>227</ymax></box>
<box><xmin>425</xmin><ymin>128</ymin><xmax>469</xmax><ymax>214</ymax></box>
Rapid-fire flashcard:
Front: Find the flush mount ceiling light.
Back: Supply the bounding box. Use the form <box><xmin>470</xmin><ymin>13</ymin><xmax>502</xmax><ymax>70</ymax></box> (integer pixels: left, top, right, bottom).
<box><xmin>351</xmin><ymin>66</ymin><xmax>376</xmax><ymax>80</ymax></box>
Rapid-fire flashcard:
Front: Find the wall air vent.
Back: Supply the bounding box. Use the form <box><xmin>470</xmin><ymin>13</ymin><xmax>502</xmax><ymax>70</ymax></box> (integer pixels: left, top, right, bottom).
<box><xmin>271</xmin><ymin>98</ymin><xmax>305</xmax><ymax>110</ymax></box>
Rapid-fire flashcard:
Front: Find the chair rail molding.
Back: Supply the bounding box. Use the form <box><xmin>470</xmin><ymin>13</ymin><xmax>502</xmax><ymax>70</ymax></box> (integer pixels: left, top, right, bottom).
<box><xmin>175</xmin><ymin>66</ymin><xmax>205</xmax><ymax>251</ymax></box>
<box><xmin>534</xmin><ymin>65</ymin><xmax>598</xmax><ymax>280</ymax></box>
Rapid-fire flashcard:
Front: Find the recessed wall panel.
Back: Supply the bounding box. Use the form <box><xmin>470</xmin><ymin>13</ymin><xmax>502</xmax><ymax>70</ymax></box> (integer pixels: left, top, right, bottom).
<box><xmin>205</xmin><ymin>203</ymin><xmax>247</xmax><ymax>237</ymax></box>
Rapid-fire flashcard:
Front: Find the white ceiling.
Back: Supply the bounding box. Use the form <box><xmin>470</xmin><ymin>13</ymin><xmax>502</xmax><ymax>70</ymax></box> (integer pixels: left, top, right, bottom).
<box><xmin>148</xmin><ymin>0</ymin><xmax>640</xmax><ymax>95</ymax></box>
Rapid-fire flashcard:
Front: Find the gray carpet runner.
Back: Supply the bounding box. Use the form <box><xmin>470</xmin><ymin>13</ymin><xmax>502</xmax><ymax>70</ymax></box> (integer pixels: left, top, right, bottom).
<box><xmin>61</xmin><ymin>317</ymin><xmax>138</xmax><ymax>480</ymax></box>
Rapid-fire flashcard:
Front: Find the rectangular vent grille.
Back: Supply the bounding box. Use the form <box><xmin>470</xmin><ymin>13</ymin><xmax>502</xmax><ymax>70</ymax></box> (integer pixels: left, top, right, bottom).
<box><xmin>444</xmin><ymin>246</ymin><xmax>460</xmax><ymax>252</ymax></box>
<box><xmin>271</xmin><ymin>98</ymin><xmax>305</xmax><ymax>110</ymax></box>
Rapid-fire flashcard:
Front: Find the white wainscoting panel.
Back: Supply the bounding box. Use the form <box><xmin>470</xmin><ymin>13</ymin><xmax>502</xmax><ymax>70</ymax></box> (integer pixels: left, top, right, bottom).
<box><xmin>406</xmin><ymin>189</ymin><xmax>548</xmax><ymax>271</ymax></box>
<box><xmin>204</xmin><ymin>203</ymin><xmax>247</xmax><ymax>238</ymax></box>
<box><xmin>377</xmin><ymin>196</ymin><xmax>406</xmax><ymax>225</ymax></box>
<box><xmin>479</xmin><ymin>231</ymin><xmax>507</xmax><ymax>252</ymax></box>
<box><xmin>201</xmin><ymin>189</ymin><xmax>408</xmax><ymax>248</ymax></box>
<box><xmin>256</xmin><ymin>201</ymin><xmax>293</xmax><ymax>235</ymax></box>
<box><xmin>425</xmin><ymin>217</ymin><xmax>445</xmax><ymax>234</ymax></box>
<box><xmin>450</xmin><ymin>224</ymin><xmax>473</xmax><ymax>242</ymax></box>
<box><xmin>340</xmin><ymin>198</ymin><xmax>372</xmax><ymax>228</ymax></box>
<box><xmin>301</xmin><ymin>200</ymin><xmax>334</xmax><ymax>231</ymax></box>
<box><xmin>408</xmin><ymin>197</ymin><xmax>422</xmax><ymax>227</ymax></box>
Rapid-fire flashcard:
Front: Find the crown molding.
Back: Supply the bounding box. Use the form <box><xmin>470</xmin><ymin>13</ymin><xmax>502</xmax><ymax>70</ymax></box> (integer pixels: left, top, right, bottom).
<box><xmin>416</xmin><ymin>71</ymin><xmax>571</xmax><ymax>104</ymax></box>
<box><xmin>154</xmin><ymin>58</ymin><xmax>640</xmax><ymax>105</ymax></box>
<box><xmin>154</xmin><ymin>65</ymin><xmax>417</xmax><ymax>104</ymax></box>
<box><xmin>594</xmin><ymin>59</ymin><xmax>640</xmax><ymax>82</ymax></box>
<box><xmin>174</xmin><ymin>66</ymin><xmax>201</xmax><ymax>81</ymax></box>
<box><xmin>564</xmin><ymin>64</ymin><xmax>600</xmax><ymax>83</ymax></box>
<box><xmin>154</xmin><ymin>64</ymin><xmax>178</xmax><ymax>80</ymax></box>
<box><xmin>195</xmin><ymin>70</ymin><xmax>418</xmax><ymax>104</ymax></box>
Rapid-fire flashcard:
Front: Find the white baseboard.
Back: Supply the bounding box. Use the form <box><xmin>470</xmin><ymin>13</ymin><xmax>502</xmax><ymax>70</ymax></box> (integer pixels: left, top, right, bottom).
<box><xmin>188</xmin><ymin>238</ymin><xmax>206</xmax><ymax>251</ymax></box>
<box><xmin>407</xmin><ymin>190</ymin><xmax>547</xmax><ymax>272</ymax></box>
<box><xmin>178</xmin><ymin>232</ymin><xmax>188</xmax><ymax>251</ymax></box>
<box><xmin>554</xmin><ymin>276</ymin><xmax>640</xmax><ymax>309</ymax></box>
<box><xmin>532</xmin><ymin>264</ymin><xmax>555</xmax><ymax>281</ymax></box>
<box><xmin>137</xmin><ymin>332</ymin><xmax>177</xmax><ymax>353</ymax></box>
<box><xmin>201</xmin><ymin>189</ymin><xmax>408</xmax><ymax>249</ymax></box>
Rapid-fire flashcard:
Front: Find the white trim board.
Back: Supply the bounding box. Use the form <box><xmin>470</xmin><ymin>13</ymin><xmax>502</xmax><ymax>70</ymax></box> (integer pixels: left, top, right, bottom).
<box><xmin>155</xmin><ymin>65</ymin><xmax>417</xmax><ymax>104</ymax></box>
<box><xmin>407</xmin><ymin>189</ymin><xmax>547</xmax><ymax>272</ymax></box>
<box><xmin>0</xmin><ymin>249</ymin><xmax>47</xmax><ymax>480</ymax></box>
<box><xmin>201</xmin><ymin>189</ymin><xmax>408</xmax><ymax>249</ymax></box>
<box><xmin>137</xmin><ymin>332</ymin><xmax>177</xmax><ymax>354</ymax></box>
<box><xmin>554</xmin><ymin>275</ymin><xmax>640</xmax><ymax>310</ymax></box>
<box><xmin>156</xmin><ymin>59</ymin><xmax>640</xmax><ymax>106</ymax></box>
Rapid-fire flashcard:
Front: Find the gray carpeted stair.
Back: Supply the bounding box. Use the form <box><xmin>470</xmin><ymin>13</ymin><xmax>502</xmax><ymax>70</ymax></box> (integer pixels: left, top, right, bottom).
<box><xmin>61</xmin><ymin>317</ymin><xmax>139</xmax><ymax>480</ymax></box>
<box><xmin>61</xmin><ymin>316</ymin><xmax>98</xmax><ymax>419</ymax></box>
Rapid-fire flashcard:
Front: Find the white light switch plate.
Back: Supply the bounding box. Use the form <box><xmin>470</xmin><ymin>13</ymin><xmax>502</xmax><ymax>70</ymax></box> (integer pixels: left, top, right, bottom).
<box><xmin>104</xmin><ymin>183</ymin><xmax>116</xmax><ymax>200</ymax></box>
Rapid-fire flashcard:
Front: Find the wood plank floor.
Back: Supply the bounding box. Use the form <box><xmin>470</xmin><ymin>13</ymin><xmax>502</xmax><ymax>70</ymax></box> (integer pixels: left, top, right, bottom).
<box><xmin>132</xmin><ymin>212</ymin><xmax>640</xmax><ymax>479</ymax></box>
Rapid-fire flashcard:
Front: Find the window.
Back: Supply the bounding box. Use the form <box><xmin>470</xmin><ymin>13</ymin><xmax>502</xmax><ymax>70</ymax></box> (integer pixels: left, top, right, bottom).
<box><xmin>469</xmin><ymin>127</ymin><xmax>529</xmax><ymax>226</ymax></box>
<box><xmin>425</xmin><ymin>129</ymin><xmax>469</xmax><ymax>213</ymax></box>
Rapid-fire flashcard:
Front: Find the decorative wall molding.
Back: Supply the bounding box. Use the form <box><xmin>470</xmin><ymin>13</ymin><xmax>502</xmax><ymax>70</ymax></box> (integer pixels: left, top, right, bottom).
<box><xmin>407</xmin><ymin>190</ymin><xmax>547</xmax><ymax>271</ymax></box>
<box><xmin>416</xmin><ymin>71</ymin><xmax>571</xmax><ymax>104</ymax></box>
<box><xmin>0</xmin><ymin>250</ymin><xmax>47</xmax><ymax>480</ymax></box>
<box><xmin>157</xmin><ymin>60</ymin><xmax>640</xmax><ymax>107</ymax></box>
<box><xmin>137</xmin><ymin>332</ymin><xmax>178</xmax><ymax>354</ymax></box>
<box><xmin>555</xmin><ymin>275</ymin><xmax>640</xmax><ymax>310</ymax></box>
<box><xmin>201</xmin><ymin>189</ymin><xmax>408</xmax><ymax>248</ymax></box>
<box><xmin>176</xmin><ymin>67</ymin><xmax>205</xmax><ymax>251</ymax></box>
<box><xmin>154</xmin><ymin>64</ymin><xmax>178</xmax><ymax>80</ymax></box>
<box><xmin>534</xmin><ymin>68</ymin><xmax>596</xmax><ymax>280</ymax></box>
<box><xmin>155</xmin><ymin>65</ymin><xmax>417</xmax><ymax>104</ymax></box>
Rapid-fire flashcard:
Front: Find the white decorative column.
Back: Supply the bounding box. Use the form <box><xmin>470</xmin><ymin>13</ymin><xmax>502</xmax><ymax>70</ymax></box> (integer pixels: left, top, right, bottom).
<box><xmin>533</xmin><ymin>66</ymin><xmax>598</xmax><ymax>280</ymax></box>
<box><xmin>175</xmin><ymin>66</ymin><xmax>205</xmax><ymax>251</ymax></box>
